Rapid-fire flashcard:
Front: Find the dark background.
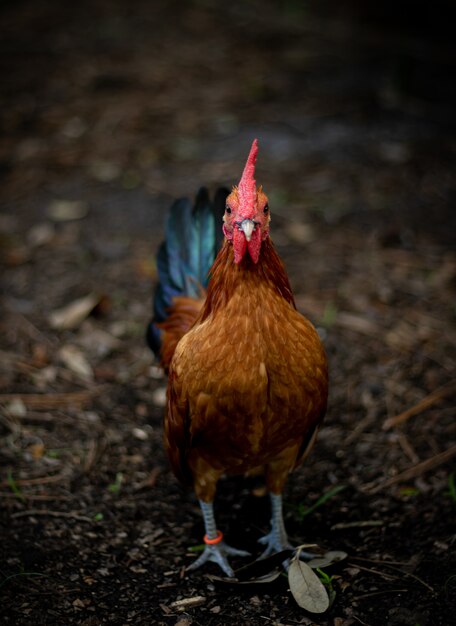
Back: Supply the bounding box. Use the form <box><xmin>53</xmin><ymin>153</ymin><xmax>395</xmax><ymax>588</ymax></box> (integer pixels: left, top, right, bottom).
<box><xmin>1</xmin><ymin>2</ymin><xmax>455</xmax><ymax>625</ymax></box>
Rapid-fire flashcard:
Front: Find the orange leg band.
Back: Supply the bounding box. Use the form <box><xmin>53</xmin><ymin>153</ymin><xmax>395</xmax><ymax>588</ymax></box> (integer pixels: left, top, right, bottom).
<box><xmin>203</xmin><ymin>530</ymin><xmax>223</xmax><ymax>545</ymax></box>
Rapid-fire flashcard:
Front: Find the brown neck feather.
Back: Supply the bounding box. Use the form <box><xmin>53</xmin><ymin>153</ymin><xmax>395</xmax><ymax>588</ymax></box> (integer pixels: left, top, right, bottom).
<box><xmin>199</xmin><ymin>238</ymin><xmax>296</xmax><ymax>321</ymax></box>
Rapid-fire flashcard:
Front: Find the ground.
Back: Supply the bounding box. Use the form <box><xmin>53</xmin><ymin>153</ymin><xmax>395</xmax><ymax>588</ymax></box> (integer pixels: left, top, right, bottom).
<box><xmin>0</xmin><ymin>2</ymin><xmax>455</xmax><ymax>625</ymax></box>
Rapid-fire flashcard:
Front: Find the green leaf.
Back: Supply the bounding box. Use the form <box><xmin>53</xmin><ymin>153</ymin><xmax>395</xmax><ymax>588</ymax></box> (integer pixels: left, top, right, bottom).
<box><xmin>446</xmin><ymin>473</ymin><xmax>456</xmax><ymax>504</ymax></box>
<box><xmin>188</xmin><ymin>544</ymin><xmax>205</xmax><ymax>553</ymax></box>
<box><xmin>321</xmin><ymin>302</ymin><xmax>338</xmax><ymax>328</ymax></box>
<box><xmin>108</xmin><ymin>473</ymin><xmax>123</xmax><ymax>493</ymax></box>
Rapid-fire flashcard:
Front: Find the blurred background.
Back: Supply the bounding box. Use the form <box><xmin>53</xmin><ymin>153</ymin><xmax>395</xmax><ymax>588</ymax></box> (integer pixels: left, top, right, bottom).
<box><xmin>1</xmin><ymin>0</ymin><xmax>456</xmax><ymax>241</ymax></box>
<box><xmin>1</xmin><ymin>1</ymin><xmax>455</xmax><ymax>625</ymax></box>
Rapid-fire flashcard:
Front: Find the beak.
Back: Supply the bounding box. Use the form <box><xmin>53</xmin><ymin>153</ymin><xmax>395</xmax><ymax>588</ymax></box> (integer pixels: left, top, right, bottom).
<box><xmin>238</xmin><ymin>219</ymin><xmax>256</xmax><ymax>242</ymax></box>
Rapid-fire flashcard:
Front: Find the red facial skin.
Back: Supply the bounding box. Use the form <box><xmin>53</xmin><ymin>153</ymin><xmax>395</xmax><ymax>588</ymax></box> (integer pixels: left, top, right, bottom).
<box><xmin>223</xmin><ymin>187</ymin><xmax>270</xmax><ymax>264</ymax></box>
<box><xmin>222</xmin><ymin>139</ymin><xmax>271</xmax><ymax>264</ymax></box>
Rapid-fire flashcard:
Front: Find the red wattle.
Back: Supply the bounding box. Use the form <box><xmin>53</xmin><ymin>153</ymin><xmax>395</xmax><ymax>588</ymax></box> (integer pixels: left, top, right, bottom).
<box><xmin>233</xmin><ymin>227</ymin><xmax>262</xmax><ymax>264</ymax></box>
<box><xmin>233</xmin><ymin>228</ymin><xmax>247</xmax><ymax>264</ymax></box>
<box><xmin>247</xmin><ymin>228</ymin><xmax>262</xmax><ymax>264</ymax></box>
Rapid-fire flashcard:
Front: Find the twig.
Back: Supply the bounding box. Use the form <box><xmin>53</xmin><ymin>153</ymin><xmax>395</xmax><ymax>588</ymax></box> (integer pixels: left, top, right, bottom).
<box><xmin>383</xmin><ymin>381</ymin><xmax>456</xmax><ymax>430</ymax></box>
<box><xmin>133</xmin><ymin>466</ymin><xmax>161</xmax><ymax>491</ymax></box>
<box><xmin>0</xmin><ymin>388</ymin><xmax>106</xmax><ymax>409</ymax></box>
<box><xmin>349</xmin><ymin>563</ymin><xmax>399</xmax><ymax>581</ymax></box>
<box><xmin>365</xmin><ymin>445</ymin><xmax>456</xmax><ymax>494</ymax></box>
<box><xmin>352</xmin><ymin>557</ymin><xmax>435</xmax><ymax>594</ymax></box>
<box><xmin>82</xmin><ymin>437</ymin><xmax>106</xmax><ymax>473</ymax></box>
<box><xmin>331</xmin><ymin>520</ymin><xmax>383</xmax><ymax>530</ymax></box>
<box><xmin>0</xmin><ymin>471</ymin><xmax>69</xmax><ymax>488</ymax></box>
<box><xmin>395</xmin><ymin>431</ymin><xmax>420</xmax><ymax>464</ymax></box>
<box><xmin>336</xmin><ymin>312</ymin><xmax>379</xmax><ymax>336</ymax></box>
<box><xmin>10</xmin><ymin>509</ymin><xmax>94</xmax><ymax>522</ymax></box>
<box><xmin>0</xmin><ymin>350</ymin><xmax>38</xmax><ymax>375</ymax></box>
<box><xmin>16</xmin><ymin>312</ymin><xmax>57</xmax><ymax>346</ymax></box>
<box><xmin>350</xmin><ymin>556</ymin><xmax>411</xmax><ymax>566</ymax></box>
<box><xmin>344</xmin><ymin>414</ymin><xmax>376</xmax><ymax>445</ymax></box>
<box><xmin>381</xmin><ymin>563</ymin><xmax>435</xmax><ymax>594</ymax></box>
<box><xmin>354</xmin><ymin>589</ymin><xmax>408</xmax><ymax>600</ymax></box>
<box><xmin>169</xmin><ymin>596</ymin><xmax>206</xmax><ymax>610</ymax></box>
<box><xmin>0</xmin><ymin>492</ymin><xmax>71</xmax><ymax>502</ymax></box>
<box><xmin>0</xmin><ymin>571</ymin><xmax>48</xmax><ymax>591</ymax></box>
<box><xmin>7</xmin><ymin>411</ymin><xmax>73</xmax><ymax>424</ymax></box>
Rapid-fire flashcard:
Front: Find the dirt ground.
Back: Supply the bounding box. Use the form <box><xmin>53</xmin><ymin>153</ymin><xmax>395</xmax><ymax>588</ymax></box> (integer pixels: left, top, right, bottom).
<box><xmin>1</xmin><ymin>2</ymin><xmax>455</xmax><ymax>625</ymax></box>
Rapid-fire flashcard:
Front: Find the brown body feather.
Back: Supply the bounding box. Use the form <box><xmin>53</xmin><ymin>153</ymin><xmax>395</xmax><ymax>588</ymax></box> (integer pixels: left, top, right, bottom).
<box><xmin>159</xmin><ymin>296</ymin><xmax>205</xmax><ymax>371</ymax></box>
<box><xmin>164</xmin><ymin>238</ymin><xmax>328</xmax><ymax>502</ymax></box>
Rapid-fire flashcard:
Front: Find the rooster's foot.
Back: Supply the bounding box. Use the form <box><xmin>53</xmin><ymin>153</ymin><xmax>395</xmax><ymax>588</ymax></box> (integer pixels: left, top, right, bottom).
<box><xmin>190</xmin><ymin>500</ymin><xmax>250</xmax><ymax>577</ymax></box>
<box><xmin>258</xmin><ymin>529</ymin><xmax>294</xmax><ymax>558</ymax></box>
<box><xmin>259</xmin><ymin>493</ymin><xmax>314</xmax><ymax>562</ymax></box>
<box><xmin>187</xmin><ymin>541</ymin><xmax>250</xmax><ymax>577</ymax></box>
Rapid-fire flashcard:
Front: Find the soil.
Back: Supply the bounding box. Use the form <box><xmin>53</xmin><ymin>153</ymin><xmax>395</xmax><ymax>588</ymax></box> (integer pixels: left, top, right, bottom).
<box><xmin>1</xmin><ymin>2</ymin><xmax>455</xmax><ymax>625</ymax></box>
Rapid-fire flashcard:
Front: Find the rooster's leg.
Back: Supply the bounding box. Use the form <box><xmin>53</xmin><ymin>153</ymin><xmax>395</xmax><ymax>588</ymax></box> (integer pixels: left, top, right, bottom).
<box><xmin>259</xmin><ymin>493</ymin><xmax>315</xmax><ymax>561</ymax></box>
<box><xmin>187</xmin><ymin>500</ymin><xmax>250</xmax><ymax>577</ymax></box>
<box><xmin>258</xmin><ymin>493</ymin><xmax>294</xmax><ymax>557</ymax></box>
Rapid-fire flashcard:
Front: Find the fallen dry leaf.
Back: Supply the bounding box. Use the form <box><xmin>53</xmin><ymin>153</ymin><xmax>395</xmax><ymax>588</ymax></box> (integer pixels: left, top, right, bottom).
<box><xmin>288</xmin><ymin>547</ymin><xmax>330</xmax><ymax>613</ymax></box>
<box><xmin>6</xmin><ymin>398</ymin><xmax>27</xmax><ymax>417</ymax></box>
<box><xmin>307</xmin><ymin>551</ymin><xmax>348</xmax><ymax>569</ymax></box>
<box><xmin>78</xmin><ymin>325</ymin><xmax>121</xmax><ymax>358</ymax></box>
<box><xmin>47</xmin><ymin>199</ymin><xmax>89</xmax><ymax>221</ymax></box>
<box><xmin>27</xmin><ymin>222</ymin><xmax>55</xmax><ymax>247</ymax></box>
<box><xmin>49</xmin><ymin>293</ymin><xmax>103</xmax><ymax>330</ymax></box>
<box><xmin>59</xmin><ymin>345</ymin><xmax>93</xmax><ymax>380</ymax></box>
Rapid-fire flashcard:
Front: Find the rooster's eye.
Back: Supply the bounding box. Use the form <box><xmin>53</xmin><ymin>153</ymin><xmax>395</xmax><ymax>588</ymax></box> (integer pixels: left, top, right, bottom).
<box><xmin>225</xmin><ymin>206</ymin><xmax>232</xmax><ymax>214</ymax></box>
<box><xmin>263</xmin><ymin>205</ymin><xmax>269</xmax><ymax>214</ymax></box>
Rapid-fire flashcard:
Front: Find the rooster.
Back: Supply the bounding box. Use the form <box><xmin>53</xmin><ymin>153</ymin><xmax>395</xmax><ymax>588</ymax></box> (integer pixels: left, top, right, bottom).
<box><xmin>148</xmin><ymin>140</ymin><xmax>328</xmax><ymax>576</ymax></box>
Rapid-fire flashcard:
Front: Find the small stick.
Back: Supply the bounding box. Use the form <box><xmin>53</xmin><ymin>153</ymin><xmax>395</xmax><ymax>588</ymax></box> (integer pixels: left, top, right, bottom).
<box><xmin>349</xmin><ymin>563</ymin><xmax>399</xmax><ymax>581</ymax></box>
<box><xmin>395</xmin><ymin>431</ymin><xmax>420</xmax><ymax>464</ymax></box>
<box><xmin>383</xmin><ymin>381</ymin><xmax>456</xmax><ymax>430</ymax></box>
<box><xmin>366</xmin><ymin>444</ymin><xmax>456</xmax><ymax>494</ymax></box>
<box><xmin>0</xmin><ymin>493</ymin><xmax>70</xmax><ymax>502</ymax></box>
<box><xmin>351</xmin><ymin>556</ymin><xmax>412</xmax><ymax>566</ymax></box>
<box><xmin>0</xmin><ymin>388</ymin><xmax>106</xmax><ymax>409</ymax></box>
<box><xmin>354</xmin><ymin>589</ymin><xmax>408</xmax><ymax>600</ymax></box>
<box><xmin>11</xmin><ymin>509</ymin><xmax>94</xmax><ymax>522</ymax></box>
<box><xmin>331</xmin><ymin>520</ymin><xmax>383</xmax><ymax>530</ymax></box>
<box><xmin>352</xmin><ymin>556</ymin><xmax>435</xmax><ymax>594</ymax></box>
<box><xmin>169</xmin><ymin>596</ymin><xmax>206</xmax><ymax>610</ymax></box>
<box><xmin>382</xmin><ymin>563</ymin><xmax>435</xmax><ymax>593</ymax></box>
<box><xmin>0</xmin><ymin>471</ymin><xmax>68</xmax><ymax>487</ymax></box>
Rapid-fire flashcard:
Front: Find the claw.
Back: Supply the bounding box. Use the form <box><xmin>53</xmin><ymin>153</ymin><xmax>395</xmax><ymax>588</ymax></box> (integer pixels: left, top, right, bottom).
<box><xmin>187</xmin><ymin>541</ymin><xmax>250</xmax><ymax>577</ymax></box>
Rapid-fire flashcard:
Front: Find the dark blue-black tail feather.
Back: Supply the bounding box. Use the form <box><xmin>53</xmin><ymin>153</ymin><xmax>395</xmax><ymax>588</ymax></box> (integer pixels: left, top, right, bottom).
<box><xmin>147</xmin><ymin>187</ymin><xmax>229</xmax><ymax>358</ymax></box>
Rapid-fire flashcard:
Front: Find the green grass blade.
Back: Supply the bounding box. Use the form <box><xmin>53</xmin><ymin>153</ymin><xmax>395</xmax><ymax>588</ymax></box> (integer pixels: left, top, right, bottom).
<box><xmin>6</xmin><ymin>470</ymin><xmax>25</xmax><ymax>502</ymax></box>
<box><xmin>298</xmin><ymin>484</ymin><xmax>347</xmax><ymax>520</ymax></box>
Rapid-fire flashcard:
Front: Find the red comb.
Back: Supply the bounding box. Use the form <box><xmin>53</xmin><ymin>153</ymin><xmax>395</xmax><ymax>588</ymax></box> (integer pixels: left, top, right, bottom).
<box><xmin>238</xmin><ymin>138</ymin><xmax>258</xmax><ymax>212</ymax></box>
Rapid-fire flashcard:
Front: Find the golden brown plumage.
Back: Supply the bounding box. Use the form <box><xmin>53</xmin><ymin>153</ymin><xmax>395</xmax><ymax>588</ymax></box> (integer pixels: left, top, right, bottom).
<box><xmin>158</xmin><ymin>296</ymin><xmax>205</xmax><ymax>371</ymax></box>
<box><xmin>165</xmin><ymin>238</ymin><xmax>327</xmax><ymax>501</ymax></box>
<box><xmin>157</xmin><ymin>139</ymin><xmax>328</xmax><ymax>576</ymax></box>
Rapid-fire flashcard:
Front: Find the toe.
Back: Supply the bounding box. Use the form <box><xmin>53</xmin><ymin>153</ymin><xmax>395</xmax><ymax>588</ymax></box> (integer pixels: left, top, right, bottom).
<box><xmin>186</xmin><ymin>542</ymin><xmax>248</xmax><ymax>577</ymax></box>
<box><xmin>223</xmin><ymin>545</ymin><xmax>251</xmax><ymax>557</ymax></box>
